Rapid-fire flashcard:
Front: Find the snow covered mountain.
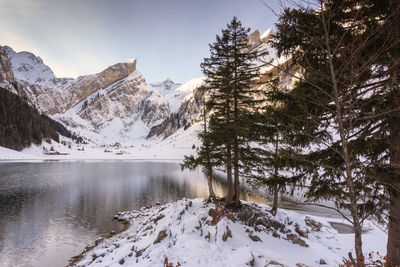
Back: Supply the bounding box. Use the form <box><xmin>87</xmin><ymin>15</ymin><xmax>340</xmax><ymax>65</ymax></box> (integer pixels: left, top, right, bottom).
<box><xmin>149</xmin><ymin>78</ymin><xmax>181</xmax><ymax>96</ymax></box>
<box><xmin>0</xmin><ymin>45</ymin><xmax>204</xmax><ymax>144</ymax></box>
<box><xmin>0</xmin><ymin>27</ymin><xmax>292</xmax><ymax>145</ymax></box>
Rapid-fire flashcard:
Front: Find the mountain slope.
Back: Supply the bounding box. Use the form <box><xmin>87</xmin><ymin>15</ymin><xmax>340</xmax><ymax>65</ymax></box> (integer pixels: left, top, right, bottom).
<box><xmin>55</xmin><ymin>71</ymin><xmax>171</xmax><ymax>143</ymax></box>
<box><xmin>0</xmin><ymin>87</ymin><xmax>59</xmax><ymax>150</ymax></box>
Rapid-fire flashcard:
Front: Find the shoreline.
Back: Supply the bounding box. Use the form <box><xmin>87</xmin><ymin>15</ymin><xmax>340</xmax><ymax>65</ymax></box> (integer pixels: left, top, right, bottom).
<box><xmin>68</xmin><ymin>218</ymin><xmax>132</xmax><ymax>267</ymax></box>
<box><xmin>70</xmin><ymin>198</ymin><xmax>387</xmax><ymax>267</ymax></box>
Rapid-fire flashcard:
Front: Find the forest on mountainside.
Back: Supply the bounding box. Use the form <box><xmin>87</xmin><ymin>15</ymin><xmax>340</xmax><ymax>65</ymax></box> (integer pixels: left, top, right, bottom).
<box><xmin>0</xmin><ymin>87</ymin><xmax>59</xmax><ymax>151</ymax></box>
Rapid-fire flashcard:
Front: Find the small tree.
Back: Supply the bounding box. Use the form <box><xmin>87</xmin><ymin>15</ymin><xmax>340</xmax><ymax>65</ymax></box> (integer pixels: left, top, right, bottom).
<box><xmin>182</xmin><ymin>85</ymin><xmax>216</xmax><ymax>201</ymax></box>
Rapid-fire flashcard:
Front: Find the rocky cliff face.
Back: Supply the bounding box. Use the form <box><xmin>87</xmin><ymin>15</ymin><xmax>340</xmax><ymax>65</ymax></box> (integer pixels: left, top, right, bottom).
<box><xmin>0</xmin><ymin>47</ymin><xmax>16</xmax><ymax>92</ymax></box>
<box><xmin>76</xmin><ymin>71</ymin><xmax>169</xmax><ymax>128</ymax></box>
<box><xmin>66</xmin><ymin>59</ymin><xmax>137</xmax><ymax>109</ymax></box>
<box><xmin>148</xmin><ymin>83</ymin><xmax>204</xmax><ymax>139</ymax></box>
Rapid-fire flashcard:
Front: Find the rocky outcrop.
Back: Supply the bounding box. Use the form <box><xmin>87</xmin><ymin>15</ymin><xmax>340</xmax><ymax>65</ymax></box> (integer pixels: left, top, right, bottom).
<box><xmin>149</xmin><ymin>78</ymin><xmax>181</xmax><ymax>96</ymax></box>
<box><xmin>0</xmin><ymin>46</ymin><xmax>16</xmax><ymax>90</ymax></box>
<box><xmin>147</xmin><ymin>86</ymin><xmax>203</xmax><ymax>139</ymax></box>
<box><xmin>77</xmin><ymin>71</ymin><xmax>169</xmax><ymax>128</ymax></box>
<box><xmin>66</xmin><ymin>59</ymin><xmax>137</xmax><ymax>109</ymax></box>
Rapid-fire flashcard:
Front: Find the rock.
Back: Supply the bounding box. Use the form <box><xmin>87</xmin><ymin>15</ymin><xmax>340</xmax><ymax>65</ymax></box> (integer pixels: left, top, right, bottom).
<box><xmin>294</xmin><ymin>223</ymin><xmax>309</xmax><ymax>238</ymax></box>
<box><xmin>248</xmin><ymin>234</ymin><xmax>262</xmax><ymax>242</ymax></box>
<box><xmin>235</xmin><ymin>204</ymin><xmax>286</xmax><ymax>233</ymax></box>
<box><xmin>153</xmin><ymin>230</ymin><xmax>167</xmax><ymax>244</ymax></box>
<box><xmin>152</xmin><ymin>214</ymin><xmax>165</xmax><ymax>224</ymax></box>
<box><xmin>319</xmin><ymin>259</ymin><xmax>327</xmax><ymax>265</ymax></box>
<box><xmin>248</xmin><ymin>30</ymin><xmax>261</xmax><ymax>48</ymax></box>
<box><xmin>272</xmin><ymin>231</ymin><xmax>281</xmax><ymax>239</ymax></box>
<box><xmin>119</xmin><ymin>258</ymin><xmax>124</xmax><ymax>265</ymax></box>
<box><xmin>222</xmin><ymin>226</ymin><xmax>232</xmax><ymax>241</ymax></box>
<box><xmin>304</xmin><ymin>217</ymin><xmax>323</xmax><ymax>231</ymax></box>
<box><xmin>286</xmin><ymin>234</ymin><xmax>309</xmax><ymax>247</ymax></box>
<box><xmin>147</xmin><ymin>82</ymin><xmax>205</xmax><ymax>139</ymax></box>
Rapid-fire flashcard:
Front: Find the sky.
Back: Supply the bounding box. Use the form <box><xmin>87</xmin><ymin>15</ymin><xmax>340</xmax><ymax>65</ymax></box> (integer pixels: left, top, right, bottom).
<box><xmin>0</xmin><ymin>0</ymin><xmax>283</xmax><ymax>83</ymax></box>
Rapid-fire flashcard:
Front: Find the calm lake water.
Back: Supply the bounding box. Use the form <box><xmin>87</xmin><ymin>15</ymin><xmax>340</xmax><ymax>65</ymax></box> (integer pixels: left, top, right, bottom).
<box><xmin>0</xmin><ymin>161</ymin><xmax>270</xmax><ymax>267</ymax></box>
<box><xmin>0</xmin><ymin>161</ymin><xmax>338</xmax><ymax>267</ymax></box>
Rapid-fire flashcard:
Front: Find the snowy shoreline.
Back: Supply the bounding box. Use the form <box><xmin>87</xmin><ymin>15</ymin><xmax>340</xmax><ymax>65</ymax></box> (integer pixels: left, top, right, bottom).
<box><xmin>71</xmin><ymin>198</ymin><xmax>387</xmax><ymax>267</ymax></box>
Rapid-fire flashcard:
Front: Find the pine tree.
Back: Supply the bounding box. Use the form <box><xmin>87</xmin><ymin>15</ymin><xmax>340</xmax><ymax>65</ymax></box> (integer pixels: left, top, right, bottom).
<box><xmin>272</xmin><ymin>0</ymin><xmax>400</xmax><ymax>264</ymax></box>
<box><xmin>247</xmin><ymin>79</ymin><xmax>304</xmax><ymax>215</ymax></box>
<box><xmin>184</xmin><ymin>17</ymin><xmax>260</xmax><ymax>207</ymax></box>
<box><xmin>181</xmin><ymin>85</ymin><xmax>216</xmax><ymax>201</ymax></box>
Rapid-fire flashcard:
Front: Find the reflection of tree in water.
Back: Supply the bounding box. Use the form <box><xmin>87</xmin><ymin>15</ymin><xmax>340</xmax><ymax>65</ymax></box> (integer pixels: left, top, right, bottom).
<box><xmin>210</xmin><ymin>173</ymin><xmax>269</xmax><ymax>205</ymax></box>
<box><xmin>0</xmin><ymin>162</ymin><xmax>274</xmax><ymax>267</ymax></box>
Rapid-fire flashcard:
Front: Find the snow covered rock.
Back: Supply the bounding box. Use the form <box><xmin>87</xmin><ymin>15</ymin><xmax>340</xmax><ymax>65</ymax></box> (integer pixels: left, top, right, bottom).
<box><xmin>149</xmin><ymin>78</ymin><xmax>181</xmax><ymax>96</ymax></box>
<box><xmin>147</xmin><ymin>78</ymin><xmax>205</xmax><ymax>139</ymax></box>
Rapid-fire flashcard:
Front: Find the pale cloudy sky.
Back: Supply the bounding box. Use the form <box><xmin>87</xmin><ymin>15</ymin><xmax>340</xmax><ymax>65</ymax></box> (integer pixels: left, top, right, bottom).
<box><xmin>0</xmin><ymin>0</ymin><xmax>282</xmax><ymax>83</ymax></box>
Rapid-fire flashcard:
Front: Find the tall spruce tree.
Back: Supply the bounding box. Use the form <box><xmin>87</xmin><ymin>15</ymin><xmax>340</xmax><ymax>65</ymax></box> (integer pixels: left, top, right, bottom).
<box><xmin>247</xmin><ymin>79</ymin><xmax>304</xmax><ymax>215</ymax></box>
<box><xmin>185</xmin><ymin>17</ymin><xmax>260</xmax><ymax>207</ymax></box>
<box><xmin>271</xmin><ymin>0</ymin><xmax>400</xmax><ymax>264</ymax></box>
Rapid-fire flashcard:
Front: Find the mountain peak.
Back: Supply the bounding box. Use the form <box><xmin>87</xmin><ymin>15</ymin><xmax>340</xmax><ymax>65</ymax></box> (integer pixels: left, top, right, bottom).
<box><xmin>149</xmin><ymin>78</ymin><xmax>181</xmax><ymax>96</ymax></box>
<box><xmin>2</xmin><ymin>45</ymin><xmax>56</xmax><ymax>85</ymax></box>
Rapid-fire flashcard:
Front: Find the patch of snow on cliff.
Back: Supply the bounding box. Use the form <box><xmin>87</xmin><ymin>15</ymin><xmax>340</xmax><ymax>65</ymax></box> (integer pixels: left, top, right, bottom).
<box><xmin>165</xmin><ymin>77</ymin><xmax>205</xmax><ymax>113</ymax></box>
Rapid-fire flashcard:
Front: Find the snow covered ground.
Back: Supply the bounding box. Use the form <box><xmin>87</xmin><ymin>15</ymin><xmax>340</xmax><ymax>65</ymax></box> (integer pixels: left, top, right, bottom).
<box><xmin>73</xmin><ymin>198</ymin><xmax>387</xmax><ymax>267</ymax></box>
<box><xmin>0</xmin><ymin>123</ymin><xmax>202</xmax><ymax>161</ymax></box>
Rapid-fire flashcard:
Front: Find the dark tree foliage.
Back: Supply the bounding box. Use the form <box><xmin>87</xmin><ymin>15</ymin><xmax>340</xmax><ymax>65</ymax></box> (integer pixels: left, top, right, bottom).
<box><xmin>272</xmin><ymin>0</ymin><xmax>400</xmax><ymax>264</ymax></box>
<box><xmin>0</xmin><ymin>87</ymin><xmax>59</xmax><ymax>151</ymax></box>
<box><xmin>183</xmin><ymin>17</ymin><xmax>261</xmax><ymax>207</ymax></box>
<box><xmin>41</xmin><ymin>114</ymin><xmax>85</xmax><ymax>143</ymax></box>
<box><xmin>247</xmin><ymin>78</ymin><xmax>305</xmax><ymax>215</ymax></box>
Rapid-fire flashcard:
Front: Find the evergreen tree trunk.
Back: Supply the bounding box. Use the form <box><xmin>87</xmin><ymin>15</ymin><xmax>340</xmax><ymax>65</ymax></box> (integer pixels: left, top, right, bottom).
<box><xmin>233</xmin><ymin>37</ymin><xmax>240</xmax><ymax>205</ymax></box>
<box><xmin>225</xmin><ymin>98</ymin><xmax>234</xmax><ymax>207</ymax></box>
<box><xmin>233</xmin><ymin>142</ymin><xmax>240</xmax><ymax>204</ymax></box>
<box><xmin>271</xmin><ymin>130</ymin><xmax>279</xmax><ymax>216</ymax></box>
<box><xmin>203</xmin><ymin>91</ymin><xmax>215</xmax><ymax>201</ymax></box>
<box><xmin>321</xmin><ymin>11</ymin><xmax>364</xmax><ymax>264</ymax></box>
<box><xmin>388</xmin><ymin>124</ymin><xmax>400</xmax><ymax>264</ymax></box>
<box><xmin>206</xmin><ymin>168</ymin><xmax>215</xmax><ymax>200</ymax></box>
<box><xmin>225</xmin><ymin>143</ymin><xmax>234</xmax><ymax>206</ymax></box>
<box><xmin>233</xmin><ymin>90</ymin><xmax>240</xmax><ymax>204</ymax></box>
<box><xmin>387</xmin><ymin>10</ymin><xmax>400</xmax><ymax>262</ymax></box>
<box><xmin>271</xmin><ymin>184</ymin><xmax>279</xmax><ymax>216</ymax></box>
<box><xmin>388</xmin><ymin>75</ymin><xmax>400</xmax><ymax>265</ymax></box>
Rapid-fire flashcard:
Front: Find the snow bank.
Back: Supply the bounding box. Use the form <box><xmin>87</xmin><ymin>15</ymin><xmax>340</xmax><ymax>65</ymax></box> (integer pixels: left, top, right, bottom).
<box><xmin>72</xmin><ymin>198</ymin><xmax>386</xmax><ymax>267</ymax></box>
<box><xmin>0</xmin><ymin>146</ymin><xmax>43</xmax><ymax>160</ymax></box>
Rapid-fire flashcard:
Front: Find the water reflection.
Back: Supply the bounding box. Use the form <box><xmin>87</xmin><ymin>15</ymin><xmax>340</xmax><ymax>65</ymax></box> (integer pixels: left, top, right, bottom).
<box><xmin>0</xmin><ymin>161</ymin><xmax>270</xmax><ymax>267</ymax></box>
<box><xmin>0</xmin><ymin>161</ymin><xmax>333</xmax><ymax>267</ymax></box>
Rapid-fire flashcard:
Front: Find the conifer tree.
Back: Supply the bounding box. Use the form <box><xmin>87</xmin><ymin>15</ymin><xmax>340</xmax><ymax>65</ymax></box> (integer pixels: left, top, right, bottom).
<box><xmin>181</xmin><ymin>85</ymin><xmax>216</xmax><ymax>201</ymax></box>
<box><xmin>184</xmin><ymin>17</ymin><xmax>260</xmax><ymax>207</ymax></box>
<box><xmin>271</xmin><ymin>0</ymin><xmax>400</xmax><ymax>264</ymax></box>
<box><xmin>246</xmin><ymin>78</ymin><xmax>304</xmax><ymax>215</ymax></box>
<box><xmin>203</xmin><ymin>17</ymin><xmax>261</xmax><ymax>207</ymax></box>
